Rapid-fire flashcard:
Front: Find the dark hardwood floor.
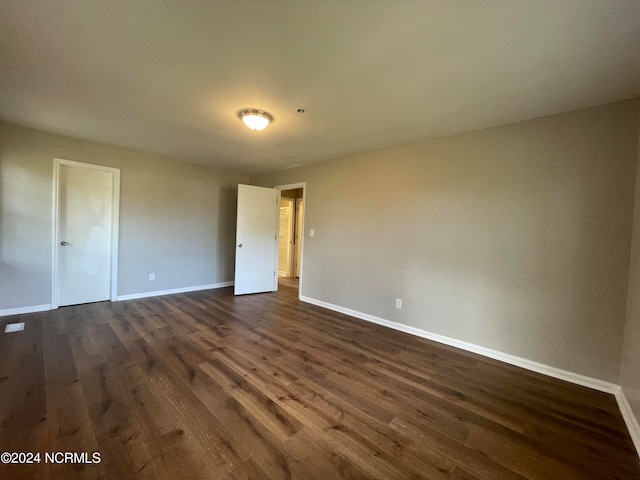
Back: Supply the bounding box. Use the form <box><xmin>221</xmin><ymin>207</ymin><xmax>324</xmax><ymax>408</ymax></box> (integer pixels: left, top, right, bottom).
<box><xmin>1</xmin><ymin>285</ymin><xmax>639</xmax><ymax>479</ymax></box>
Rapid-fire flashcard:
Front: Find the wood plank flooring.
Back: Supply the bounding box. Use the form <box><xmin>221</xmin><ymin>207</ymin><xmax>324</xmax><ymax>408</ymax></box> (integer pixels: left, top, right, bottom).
<box><xmin>1</xmin><ymin>285</ymin><xmax>639</xmax><ymax>479</ymax></box>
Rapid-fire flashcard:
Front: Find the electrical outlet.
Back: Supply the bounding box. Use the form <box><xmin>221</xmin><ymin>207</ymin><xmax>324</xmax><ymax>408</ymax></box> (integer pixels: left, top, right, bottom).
<box><xmin>149</xmin><ymin>273</ymin><xmax>155</xmax><ymax>281</ymax></box>
<box><xmin>395</xmin><ymin>298</ymin><xmax>402</xmax><ymax>309</ymax></box>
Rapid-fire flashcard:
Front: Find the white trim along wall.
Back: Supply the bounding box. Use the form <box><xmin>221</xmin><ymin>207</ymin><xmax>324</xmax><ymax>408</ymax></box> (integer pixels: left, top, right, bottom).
<box><xmin>0</xmin><ymin>305</ymin><xmax>52</xmax><ymax>317</ymax></box>
<box><xmin>115</xmin><ymin>281</ymin><xmax>234</xmax><ymax>301</ymax></box>
<box><xmin>0</xmin><ymin>283</ymin><xmax>235</xmax><ymax>316</ymax></box>
<box><xmin>1</xmin><ymin>287</ymin><xmax>638</xmax><ymax>456</ymax></box>
<box><xmin>300</xmin><ymin>294</ymin><xmax>640</xmax><ymax>458</ymax></box>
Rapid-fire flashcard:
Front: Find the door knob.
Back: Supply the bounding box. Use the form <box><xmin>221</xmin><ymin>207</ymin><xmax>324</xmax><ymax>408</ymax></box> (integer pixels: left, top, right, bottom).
<box><xmin>60</xmin><ymin>241</ymin><xmax>69</xmax><ymax>246</ymax></box>
<box><xmin>238</xmin><ymin>243</ymin><xmax>243</xmax><ymax>248</ymax></box>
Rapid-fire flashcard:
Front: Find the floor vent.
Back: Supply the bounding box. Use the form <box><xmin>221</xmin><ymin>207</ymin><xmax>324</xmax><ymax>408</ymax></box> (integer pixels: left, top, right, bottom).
<box><xmin>4</xmin><ymin>322</ymin><xmax>25</xmax><ymax>333</ymax></box>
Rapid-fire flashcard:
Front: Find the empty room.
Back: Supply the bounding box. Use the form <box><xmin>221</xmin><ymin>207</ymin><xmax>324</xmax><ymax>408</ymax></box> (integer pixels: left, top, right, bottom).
<box><xmin>2</xmin><ymin>1</ymin><xmax>640</xmax><ymax>478</ymax></box>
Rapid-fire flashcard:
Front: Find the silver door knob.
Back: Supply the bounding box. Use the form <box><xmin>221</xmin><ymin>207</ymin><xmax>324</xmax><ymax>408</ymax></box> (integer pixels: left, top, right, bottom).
<box><xmin>60</xmin><ymin>241</ymin><xmax>69</xmax><ymax>246</ymax></box>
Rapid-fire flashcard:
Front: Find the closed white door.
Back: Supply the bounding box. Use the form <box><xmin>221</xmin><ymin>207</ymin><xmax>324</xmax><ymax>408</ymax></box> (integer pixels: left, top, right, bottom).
<box><xmin>56</xmin><ymin>161</ymin><xmax>118</xmax><ymax>306</ymax></box>
<box><xmin>234</xmin><ymin>184</ymin><xmax>278</xmax><ymax>295</ymax></box>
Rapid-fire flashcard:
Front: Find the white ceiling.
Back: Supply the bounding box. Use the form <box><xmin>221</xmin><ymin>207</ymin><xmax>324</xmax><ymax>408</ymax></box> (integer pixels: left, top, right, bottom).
<box><xmin>1</xmin><ymin>1</ymin><xmax>640</xmax><ymax>174</ymax></box>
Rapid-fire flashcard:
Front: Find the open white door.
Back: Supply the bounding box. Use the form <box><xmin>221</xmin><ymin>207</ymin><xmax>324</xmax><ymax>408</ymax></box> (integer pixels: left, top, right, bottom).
<box><xmin>234</xmin><ymin>184</ymin><xmax>278</xmax><ymax>295</ymax></box>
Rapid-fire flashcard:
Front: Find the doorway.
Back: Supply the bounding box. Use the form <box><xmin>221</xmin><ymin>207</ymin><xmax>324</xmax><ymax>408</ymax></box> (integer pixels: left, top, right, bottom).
<box><xmin>278</xmin><ymin>197</ymin><xmax>294</xmax><ymax>277</ymax></box>
<box><xmin>276</xmin><ymin>183</ymin><xmax>305</xmax><ymax>293</ymax></box>
<box><xmin>52</xmin><ymin>159</ymin><xmax>120</xmax><ymax>308</ymax></box>
<box><xmin>233</xmin><ymin>182</ymin><xmax>305</xmax><ymax>297</ymax></box>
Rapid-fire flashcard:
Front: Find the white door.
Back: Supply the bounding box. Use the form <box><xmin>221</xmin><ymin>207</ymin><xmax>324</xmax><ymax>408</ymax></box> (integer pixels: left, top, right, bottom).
<box><xmin>295</xmin><ymin>198</ymin><xmax>304</xmax><ymax>277</ymax></box>
<box><xmin>234</xmin><ymin>184</ymin><xmax>278</xmax><ymax>295</ymax></box>
<box><xmin>55</xmin><ymin>160</ymin><xmax>119</xmax><ymax>306</ymax></box>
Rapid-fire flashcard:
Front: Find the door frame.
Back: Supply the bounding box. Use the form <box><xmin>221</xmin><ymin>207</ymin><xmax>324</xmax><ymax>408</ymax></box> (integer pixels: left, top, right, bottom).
<box><xmin>295</xmin><ymin>197</ymin><xmax>303</xmax><ymax>277</ymax></box>
<box><xmin>51</xmin><ymin>158</ymin><xmax>121</xmax><ymax>309</ymax></box>
<box><xmin>275</xmin><ymin>182</ymin><xmax>306</xmax><ymax>298</ymax></box>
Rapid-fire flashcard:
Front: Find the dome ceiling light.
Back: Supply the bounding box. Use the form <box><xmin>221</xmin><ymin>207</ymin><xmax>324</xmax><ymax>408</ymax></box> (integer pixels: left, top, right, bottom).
<box><xmin>238</xmin><ymin>109</ymin><xmax>273</xmax><ymax>131</ymax></box>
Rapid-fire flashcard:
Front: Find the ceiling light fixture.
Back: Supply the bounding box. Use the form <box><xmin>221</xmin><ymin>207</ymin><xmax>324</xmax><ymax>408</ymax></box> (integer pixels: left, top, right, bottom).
<box><xmin>238</xmin><ymin>109</ymin><xmax>273</xmax><ymax>131</ymax></box>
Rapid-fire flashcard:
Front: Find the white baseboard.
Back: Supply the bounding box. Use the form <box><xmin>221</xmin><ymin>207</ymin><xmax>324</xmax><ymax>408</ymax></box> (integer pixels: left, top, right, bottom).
<box><xmin>0</xmin><ymin>304</ymin><xmax>52</xmax><ymax>317</ymax></box>
<box><xmin>300</xmin><ymin>295</ymin><xmax>640</xmax><ymax>458</ymax></box>
<box><xmin>299</xmin><ymin>295</ymin><xmax>619</xmax><ymax>394</ymax></box>
<box><xmin>116</xmin><ymin>281</ymin><xmax>234</xmax><ymax>301</ymax></box>
<box><xmin>0</xmin><ymin>282</ymin><xmax>236</xmax><ymax>315</ymax></box>
<box><xmin>615</xmin><ymin>387</ymin><xmax>640</xmax><ymax>457</ymax></box>
<box><xmin>116</xmin><ymin>281</ymin><xmax>234</xmax><ymax>302</ymax></box>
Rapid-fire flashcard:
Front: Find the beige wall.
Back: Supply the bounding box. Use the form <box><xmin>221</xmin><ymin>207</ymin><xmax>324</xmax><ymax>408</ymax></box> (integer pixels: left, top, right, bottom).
<box><xmin>3</xmin><ymin>101</ymin><xmax>640</xmax><ymax>384</ymax></box>
<box><xmin>0</xmin><ymin>123</ymin><xmax>248</xmax><ymax>309</ymax></box>
<box><xmin>621</xmin><ymin>129</ymin><xmax>640</xmax><ymax>426</ymax></box>
<box><xmin>252</xmin><ymin>100</ymin><xmax>640</xmax><ymax>382</ymax></box>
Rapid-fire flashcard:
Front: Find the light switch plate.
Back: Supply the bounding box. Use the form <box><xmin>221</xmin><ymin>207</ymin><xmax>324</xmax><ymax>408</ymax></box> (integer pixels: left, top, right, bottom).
<box><xmin>310</xmin><ymin>229</ymin><xmax>315</xmax><ymax>237</ymax></box>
